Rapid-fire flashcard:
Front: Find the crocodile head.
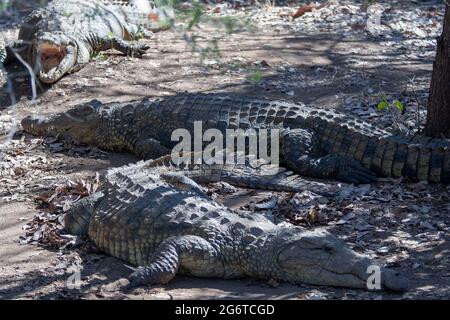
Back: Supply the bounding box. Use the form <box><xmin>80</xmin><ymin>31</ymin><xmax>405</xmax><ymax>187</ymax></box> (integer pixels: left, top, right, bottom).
<box><xmin>275</xmin><ymin>228</ymin><xmax>408</xmax><ymax>291</ymax></box>
<box><xmin>21</xmin><ymin>100</ymin><xmax>102</xmax><ymax>145</ymax></box>
<box><xmin>32</xmin><ymin>32</ymin><xmax>78</xmax><ymax>84</ymax></box>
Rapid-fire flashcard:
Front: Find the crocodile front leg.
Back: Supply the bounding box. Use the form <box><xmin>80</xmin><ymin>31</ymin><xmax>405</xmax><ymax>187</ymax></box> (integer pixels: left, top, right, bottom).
<box><xmin>281</xmin><ymin>129</ymin><xmax>377</xmax><ymax>184</ymax></box>
<box><xmin>133</xmin><ymin>138</ymin><xmax>171</xmax><ymax>159</ymax></box>
<box><xmin>160</xmin><ymin>172</ymin><xmax>208</xmax><ymax>197</ymax></box>
<box><xmin>64</xmin><ymin>191</ymin><xmax>105</xmax><ymax>236</ymax></box>
<box><xmin>126</xmin><ymin>235</ymin><xmax>224</xmax><ymax>287</ymax></box>
<box><xmin>106</xmin><ymin>36</ymin><xmax>150</xmax><ymax>57</ymax></box>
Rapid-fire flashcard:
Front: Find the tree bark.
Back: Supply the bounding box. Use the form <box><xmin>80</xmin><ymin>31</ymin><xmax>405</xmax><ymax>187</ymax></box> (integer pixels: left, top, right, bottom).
<box><xmin>425</xmin><ymin>4</ymin><xmax>450</xmax><ymax>138</ymax></box>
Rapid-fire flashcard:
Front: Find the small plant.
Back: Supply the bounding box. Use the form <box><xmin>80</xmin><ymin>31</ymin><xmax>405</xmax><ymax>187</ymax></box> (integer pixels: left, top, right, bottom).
<box><xmin>200</xmin><ymin>39</ymin><xmax>221</xmax><ymax>61</ymax></box>
<box><xmin>248</xmin><ymin>67</ymin><xmax>263</xmax><ymax>85</ymax></box>
<box><xmin>222</xmin><ymin>16</ymin><xmax>239</xmax><ymax>34</ymax></box>
<box><xmin>227</xmin><ymin>59</ymin><xmax>243</xmax><ymax>70</ymax></box>
<box><xmin>375</xmin><ymin>93</ymin><xmax>412</xmax><ymax>135</ymax></box>
<box><xmin>155</xmin><ymin>0</ymin><xmax>180</xmax><ymax>7</ymax></box>
<box><xmin>151</xmin><ymin>0</ymin><xmax>255</xmax><ymax>70</ymax></box>
<box><xmin>376</xmin><ymin>94</ymin><xmax>405</xmax><ymax>113</ymax></box>
<box><xmin>186</xmin><ymin>2</ymin><xmax>204</xmax><ymax>30</ymax></box>
<box><xmin>0</xmin><ymin>1</ymin><xmax>8</xmax><ymax>15</ymax></box>
<box><xmin>158</xmin><ymin>16</ymin><xmax>172</xmax><ymax>30</ymax></box>
<box><xmin>92</xmin><ymin>51</ymin><xmax>107</xmax><ymax>61</ymax></box>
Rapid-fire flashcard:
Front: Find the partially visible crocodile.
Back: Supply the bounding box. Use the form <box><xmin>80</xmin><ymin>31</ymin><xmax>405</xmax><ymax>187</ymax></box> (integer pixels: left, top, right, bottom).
<box><xmin>64</xmin><ymin>158</ymin><xmax>407</xmax><ymax>290</ymax></box>
<box><xmin>22</xmin><ymin>93</ymin><xmax>450</xmax><ymax>184</ymax></box>
<box><xmin>4</xmin><ymin>0</ymin><xmax>161</xmax><ymax>83</ymax></box>
<box><xmin>144</xmin><ymin>152</ymin><xmax>341</xmax><ymax>196</ymax></box>
<box><xmin>0</xmin><ymin>36</ymin><xmax>5</xmax><ymax>64</ymax></box>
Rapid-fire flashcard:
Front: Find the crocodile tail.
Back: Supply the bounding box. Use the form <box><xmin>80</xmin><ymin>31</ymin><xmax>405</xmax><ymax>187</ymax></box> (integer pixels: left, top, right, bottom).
<box><xmin>388</xmin><ymin>135</ymin><xmax>450</xmax><ymax>183</ymax></box>
<box><xmin>145</xmin><ymin>153</ymin><xmax>340</xmax><ymax>196</ymax></box>
<box><xmin>353</xmin><ymin>134</ymin><xmax>450</xmax><ymax>183</ymax></box>
<box><xmin>308</xmin><ymin>109</ymin><xmax>450</xmax><ymax>183</ymax></box>
<box><xmin>216</xmin><ymin>166</ymin><xmax>340</xmax><ymax>197</ymax></box>
<box><xmin>109</xmin><ymin>0</ymin><xmax>172</xmax><ymax>31</ymax></box>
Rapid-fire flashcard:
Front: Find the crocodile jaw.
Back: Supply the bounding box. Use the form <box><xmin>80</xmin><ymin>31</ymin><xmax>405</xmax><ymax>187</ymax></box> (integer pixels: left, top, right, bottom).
<box><xmin>33</xmin><ymin>38</ymin><xmax>77</xmax><ymax>84</ymax></box>
<box><xmin>36</xmin><ymin>42</ymin><xmax>67</xmax><ymax>73</ymax></box>
<box><xmin>38</xmin><ymin>44</ymin><xmax>77</xmax><ymax>84</ymax></box>
<box><xmin>21</xmin><ymin>102</ymin><xmax>101</xmax><ymax>144</ymax></box>
<box><xmin>276</xmin><ymin>229</ymin><xmax>408</xmax><ymax>291</ymax></box>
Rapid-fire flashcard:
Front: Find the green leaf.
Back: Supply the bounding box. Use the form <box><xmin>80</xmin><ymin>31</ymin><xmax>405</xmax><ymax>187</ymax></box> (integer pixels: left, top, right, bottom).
<box><xmin>377</xmin><ymin>101</ymin><xmax>389</xmax><ymax>111</ymax></box>
<box><xmin>222</xmin><ymin>16</ymin><xmax>238</xmax><ymax>34</ymax></box>
<box><xmin>156</xmin><ymin>0</ymin><xmax>180</xmax><ymax>7</ymax></box>
<box><xmin>393</xmin><ymin>100</ymin><xmax>405</xmax><ymax>112</ymax></box>
<box><xmin>248</xmin><ymin>69</ymin><xmax>262</xmax><ymax>85</ymax></box>
<box><xmin>187</xmin><ymin>3</ymin><xmax>203</xmax><ymax>30</ymax></box>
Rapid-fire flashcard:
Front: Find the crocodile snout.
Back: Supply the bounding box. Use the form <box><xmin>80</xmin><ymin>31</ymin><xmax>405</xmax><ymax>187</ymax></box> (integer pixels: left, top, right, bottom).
<box><xmin>381</xmin><ymin>268</ymin><xmax>409</xmax><ymax>292</ymax></box>
<box><xmin>21</xmin><ymin>115</ymin><xmax>50</xmax><ymax>135</ymax></box>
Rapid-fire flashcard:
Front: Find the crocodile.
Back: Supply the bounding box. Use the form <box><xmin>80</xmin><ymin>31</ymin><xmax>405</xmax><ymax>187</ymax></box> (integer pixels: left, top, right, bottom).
<box><xmin>64</xmin><ymin>158</ymin><xmax>407</xmax><ymax>290</ymax></box>
<box><xmin>22</xmin><ymin>93</ymin><xmax>450</xmax><ymax>184</ymax></box>
<box><xmin>4</xmin><ymin>0</ymin><xmax>160</xmax><ymax>83</ymax></box>
<box><xmin>142</xmin><ymin>152</ymin><xmax>341</xmax><ymax>196</ymax></box>
<box><xmin>0</xmin><ymin>36</ymin><xmax>5</xmax><ymax>65</ymax></box>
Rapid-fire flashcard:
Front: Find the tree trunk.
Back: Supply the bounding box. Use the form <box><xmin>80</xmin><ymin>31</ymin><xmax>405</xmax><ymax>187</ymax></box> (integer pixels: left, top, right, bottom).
<box><xmin>425</xmin><ymin>4</ymin><xmax>450</xmax><ymax>138</ymax></box>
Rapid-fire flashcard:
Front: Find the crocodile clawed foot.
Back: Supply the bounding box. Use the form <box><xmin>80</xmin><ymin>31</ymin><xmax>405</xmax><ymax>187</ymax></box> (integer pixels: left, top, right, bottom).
<box><xmin>121</xmin><ymin>276</ymin><xmax>144</xmax><ymax>292</ymax></box>
<box><xmin>134</xmin><ymin>44</ymin><xmax>150</xmax><ymax>57</ymax></box>
<box><xmin>161</xmin><ymin>172</ymin><xmax>208</xmax><ymax>196</ymax></box>
<box><xmin>122</xmin><ymin>265</ymin><xmax>174</xmax><ymax>292</ymax></box>
<box><xmin>120</xmin><ymin>267</ymin><xmax>149</xmax><ymax>292</ymax></box>
<box><xmin>336</xmin><ymin>159</ymin><xmax>377</xmax><ymax>184</ymax></box>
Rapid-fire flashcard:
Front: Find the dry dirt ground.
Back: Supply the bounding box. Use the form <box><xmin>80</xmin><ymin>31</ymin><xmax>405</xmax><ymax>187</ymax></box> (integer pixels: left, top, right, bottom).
<box><xmin>0</xmin><ymin>1</ymin><xmax>449</xmax><ymax>300</ymax></box>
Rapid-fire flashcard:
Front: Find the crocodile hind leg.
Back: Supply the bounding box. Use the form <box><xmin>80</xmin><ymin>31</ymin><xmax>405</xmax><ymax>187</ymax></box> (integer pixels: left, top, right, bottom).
<box><xmin>126</xmin><ymin>235</ymin><xmax>224</xmax><ymax>287</ymax></box>
<box><xmin>281</xmin><ymin>129</ymin><xmax>376</xmax><ymax>184</ymax></box>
